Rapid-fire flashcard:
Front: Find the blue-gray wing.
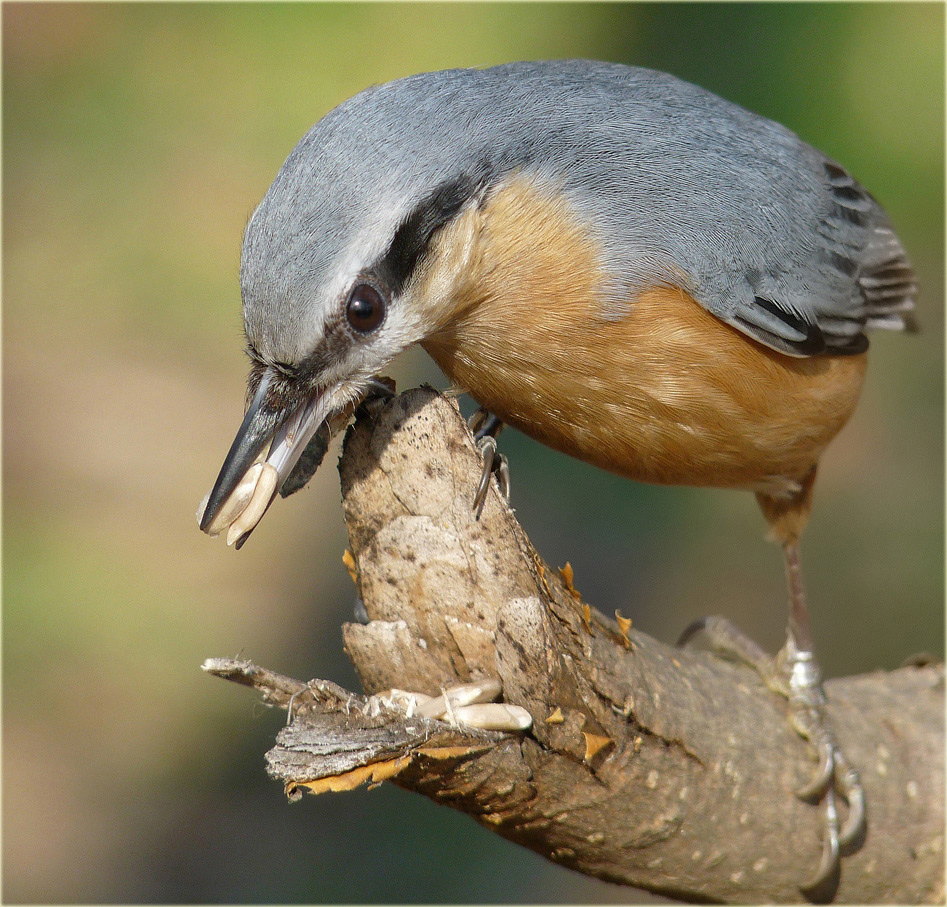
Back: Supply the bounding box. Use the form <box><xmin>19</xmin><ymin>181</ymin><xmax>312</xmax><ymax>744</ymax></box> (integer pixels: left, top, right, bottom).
<box><xmin>700</xmin><ymin>160</ymin><xmax>917</xmax><ymax>357</ymax></box>
<box><xmin>693</xmin><ymin>160</ymin><xmax>917</xmax><ymax>357</ymax></box>
<box><xmin>527</xmin><ymin>62</ymin><xmax>919</xmax><ymax>357</ymax></box>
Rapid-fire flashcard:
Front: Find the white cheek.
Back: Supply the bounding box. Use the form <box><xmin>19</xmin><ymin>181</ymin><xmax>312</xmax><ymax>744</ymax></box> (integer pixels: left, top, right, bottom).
<box><xmin>383</xmin><ymin>305</ymin><xmax>423</xmax><ymax>351</ymax></box>
<box><xmin>352</xmin><ymin>316</ymin><xmax>418</xmax><ymax>377</ymax></box>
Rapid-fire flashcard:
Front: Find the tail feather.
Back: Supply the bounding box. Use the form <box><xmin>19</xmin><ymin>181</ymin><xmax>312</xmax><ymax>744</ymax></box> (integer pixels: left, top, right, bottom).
<box><xmin>859</xmin><ymin>222</ymin><xmax>917</xmax><ymax>332</ymax></box>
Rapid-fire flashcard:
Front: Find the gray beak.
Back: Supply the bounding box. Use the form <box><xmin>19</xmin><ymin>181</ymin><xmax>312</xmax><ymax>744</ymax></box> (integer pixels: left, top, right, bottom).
<box><xmin>198</xmin><ymin>372</ymin><xmax>282</xmax><ymax>542</ymax></box>
<box><xmin>198</xmin><ymin>370</ymin><xmax>347</xmax><ymax>547</ymax></box>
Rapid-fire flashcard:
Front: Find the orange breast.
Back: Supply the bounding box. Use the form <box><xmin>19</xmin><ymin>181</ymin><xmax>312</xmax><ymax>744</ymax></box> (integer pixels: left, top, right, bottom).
<box><xmin>419</xmin><ymin>175</ymin><xmax>867</xmax><ymax>494</ymax></box>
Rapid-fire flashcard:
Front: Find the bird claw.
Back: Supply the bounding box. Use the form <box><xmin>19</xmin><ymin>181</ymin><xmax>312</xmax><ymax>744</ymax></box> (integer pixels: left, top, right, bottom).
<box><xmin>676</xmin><ymin>615</ymin><xmax>772</xmax><ymax>675</ymax></box>
<box><xmin>795</xmin><ymin>740</ymin><xmax>834</xmax><ymax>801</ymax></box>
<box><xmin>839</xmin><ymin>775</ymin><xmax>865</xmax><ymax>847</ymax></box>
<box><xmin>801</xmin><ymin>787</ymin><xmax>841</xmax><ymax>895</ymax></box>
<box><xmin>468</xmin><ymin>408</ymin><xmax>509</xmax><ymax>517</ymax></box>
<box><xmin>782</xmin><ymin>642</ymin><xmax>866</xmax><ymax>841</ymax></box>
<box><xmin>473</xmin><ymin>436</ymin><xmax>510</xmax><ymax>516</ymax></box>
<box><xmin>678</xmin><ymin>616</ymin><xmax>865</xmax><ymax>895</ymax></box>
<box><xmin>798</xmin><ymin>768</ymin><xmax>864</xmax><ymax>897</ymax></box>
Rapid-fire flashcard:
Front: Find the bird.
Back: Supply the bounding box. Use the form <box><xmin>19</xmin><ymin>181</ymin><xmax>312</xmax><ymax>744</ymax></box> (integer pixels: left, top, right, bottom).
<box><xmin>196</xmin><ymin>60</ymin><xmax>916</xmax><ymax>892</ymax></box>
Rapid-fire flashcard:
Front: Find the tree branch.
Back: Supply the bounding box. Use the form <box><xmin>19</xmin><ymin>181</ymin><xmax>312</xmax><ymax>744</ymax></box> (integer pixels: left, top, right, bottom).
<box><xmin>205</xmin><ymin>387</ymin><xmax>944</xmax><ymax>904</ymax></box>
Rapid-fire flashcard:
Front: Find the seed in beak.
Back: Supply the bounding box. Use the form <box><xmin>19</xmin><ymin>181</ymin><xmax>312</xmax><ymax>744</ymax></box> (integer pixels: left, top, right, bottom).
<box><xmin>225</xmin><ymin>462</ymin><xmax>280</xmax><ymax>547</ymax></box>
<box><xmin>197</xmin><ymin>461</ymin><xmax>265</xmax><ymax>538</ymax></box>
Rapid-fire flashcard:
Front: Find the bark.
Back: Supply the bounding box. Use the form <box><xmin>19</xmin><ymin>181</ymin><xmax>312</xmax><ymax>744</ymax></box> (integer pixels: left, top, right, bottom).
<box><xmin>205</xmin><ymin>387</ymin><xmax>944</xmax><ymax>904</ymax></box>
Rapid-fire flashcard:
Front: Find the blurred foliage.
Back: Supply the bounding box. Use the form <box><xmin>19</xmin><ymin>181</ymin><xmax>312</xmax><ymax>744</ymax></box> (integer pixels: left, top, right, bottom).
<box><xmin>3</xmin><ymin>3</ymin><xmax>942</xmax><ymax>903</ymax></box>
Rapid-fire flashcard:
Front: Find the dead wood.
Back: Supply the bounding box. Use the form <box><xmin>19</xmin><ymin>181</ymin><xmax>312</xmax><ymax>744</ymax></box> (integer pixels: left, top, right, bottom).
<box><xmin>205</xmin><ymin>387</ymin><xmax>944</xmax><ymax>904</ymax></box>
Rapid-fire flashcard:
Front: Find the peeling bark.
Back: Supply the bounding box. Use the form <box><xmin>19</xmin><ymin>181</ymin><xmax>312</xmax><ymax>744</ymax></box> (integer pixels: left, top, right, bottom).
<box><xmin>206</xmin><ymin>387</ymin><xmax>944</xmax><ymax>904</ymax></box>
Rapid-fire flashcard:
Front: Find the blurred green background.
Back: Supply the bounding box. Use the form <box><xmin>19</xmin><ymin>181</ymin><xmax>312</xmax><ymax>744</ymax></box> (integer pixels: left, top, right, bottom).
<box><xmin>3</xmin><ymin>3</ymin><xmax>942</xmax><ymax>903</ymax></box>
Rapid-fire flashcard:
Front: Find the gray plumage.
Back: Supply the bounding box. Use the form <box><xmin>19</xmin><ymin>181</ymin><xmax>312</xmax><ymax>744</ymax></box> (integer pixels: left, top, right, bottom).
<box><xmin>241</xmin><ymin>59</ymin><xmax>916</xmax><ymax>364</ymax></box>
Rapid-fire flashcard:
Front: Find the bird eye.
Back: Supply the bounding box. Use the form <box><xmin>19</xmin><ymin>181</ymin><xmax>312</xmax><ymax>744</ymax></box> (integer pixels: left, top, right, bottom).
<box><xmin>346</xmin><ymin>283</ymin><xmax>386</xmax><ymax>334</ymax></box>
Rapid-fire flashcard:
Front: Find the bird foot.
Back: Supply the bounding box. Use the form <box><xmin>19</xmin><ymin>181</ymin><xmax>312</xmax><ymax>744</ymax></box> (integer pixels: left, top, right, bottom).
<box><xmin>678</xmin><ymin>616</ymin><xmax>865</xmax><ymax>898</ymax></box>
<box><xmin>778</xmin><ymin>643</ymin><xmax>866</xmax><ymax>896</ymax></box>
<box><xmin>468</xmin><ymin>408</ymin><xmax>510</xmax><ymax>517</ymax></box>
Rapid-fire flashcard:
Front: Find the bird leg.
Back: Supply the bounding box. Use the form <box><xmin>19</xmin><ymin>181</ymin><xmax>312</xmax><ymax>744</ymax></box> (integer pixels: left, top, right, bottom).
<box><xmin>777</xmin><ymin>542</ymin><xmax>866</xmax><ymax>894</ymax></box>
<box><xmin>677</xmin><ymin>541</ymin><xmax>865</xmax><ymax>896</ymax></box>
<box><xmin>468</xmin><ymin>407</ymin><xmax>510</xmax><ymax>517</ymax></box>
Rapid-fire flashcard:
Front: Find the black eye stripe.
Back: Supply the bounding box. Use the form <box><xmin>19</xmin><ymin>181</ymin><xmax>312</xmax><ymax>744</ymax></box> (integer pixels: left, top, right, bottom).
<box><xmin>284</xmin><ymin>317</ymin><xmax>349</xmax><ymax>387</ymax></box>
<box><xmin>373</xmin><ymin>172</ymin><xmax>485</xmax><ymax>295</ymax></box>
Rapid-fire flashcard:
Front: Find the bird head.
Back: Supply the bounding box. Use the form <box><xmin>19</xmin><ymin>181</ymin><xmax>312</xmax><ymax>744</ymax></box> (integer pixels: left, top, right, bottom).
<box><xmin>197</xmin><ymin>70</ymin><xmax>508</xmax><ymax>545</ymax></box>
<box><xmin>196</xmin><ymin>61</ymin><xmax>645</xmax><ymax>545</ymax></box>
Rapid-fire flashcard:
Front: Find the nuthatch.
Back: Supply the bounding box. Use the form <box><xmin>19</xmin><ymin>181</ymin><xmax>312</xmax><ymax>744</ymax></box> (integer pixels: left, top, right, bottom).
<box><xmin>197</xmin><ymin>61</ymin><xmax>916</xmax><ymax>890</ymax></box>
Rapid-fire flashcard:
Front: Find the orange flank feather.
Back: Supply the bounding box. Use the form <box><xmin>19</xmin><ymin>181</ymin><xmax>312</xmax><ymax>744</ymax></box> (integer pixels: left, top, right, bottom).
<box><xmin>416</xmin><ymin>174</ymin><xmax>866</xmax><ymax>540</ymax></box>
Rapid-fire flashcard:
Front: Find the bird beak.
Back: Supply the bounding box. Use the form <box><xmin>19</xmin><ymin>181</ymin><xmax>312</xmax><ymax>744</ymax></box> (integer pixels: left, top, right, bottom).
<box><xmin>197</xmin><ymin>370</ymin><xmax>347</xmax><ymax>548</ymax></box>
